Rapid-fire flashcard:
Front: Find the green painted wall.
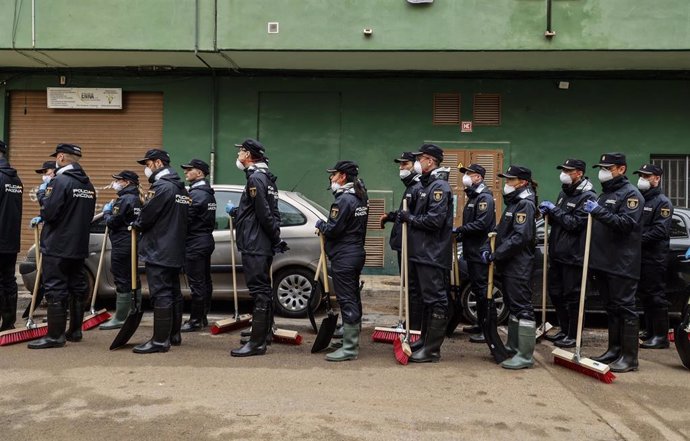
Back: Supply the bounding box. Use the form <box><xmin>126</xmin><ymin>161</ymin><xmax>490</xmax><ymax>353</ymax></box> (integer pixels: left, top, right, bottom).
<box><xmin>2</xmin><ymin>0</ymin><xmax>690</xmax><ymax>51</ymax></box>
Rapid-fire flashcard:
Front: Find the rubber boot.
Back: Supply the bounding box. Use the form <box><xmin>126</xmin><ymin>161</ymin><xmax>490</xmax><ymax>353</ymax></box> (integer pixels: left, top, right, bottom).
<box><xmin>505</xmin><ymin>315</ymin><xmax>519</xmax><ymax>356</ymax></box>
<box><xmin>0</xmin><ymin>293</ymin><xmax>17</xmax><ymax>331</ymax></box>
<box><xmin>609</xmin><ymin>317</ymin><xmax>639</xmax><ymax>373</ymax></box>
<box><xmin>28</xmin><ymin>301</ymin><xmax>67</xmax><ymax>349</ymax></box>
<box><xmin>65</xmin><ymin>294</ymin><xmax>84</xmax><ymax>342</ymax></box>
<box><xmin>133</xmin><ymin>306</ymin><xmax>172</xmax><ymax>354</ymax></box>
<box><xmin>592</xmin><ymin>315</ymin><xmax>621</xmax><ymax>364</ymax></box>
<box><xmin>99</xmin><ymin>291</ymin><xmax>131</xmax><ymax>330</ymax></box>
<box><xmin>554</xmin><ymin>304</ymin><xmax>577</xmax><ymax>348</ymax></box>
<box><xmin>501</xmin><ymin>319</ymin><xmax>536</xmax><ymax>369</ymax></box>
<box><xmin>203</xmin><ymin>291</ymin><xmax>211</xmax><ymax>327</ymax></box>
<box><xmin>333</xmin><ymin>323</ymin><xmax>344</xmax><ymax>339</ymax></box>
<box><xmin>469</xmin><ymin>298</ymin><xmax>487</xmax><ymax>343</ymax></box>
<box><xmin>231</xmin><ymin>306</ymin><xmax>269</xmax><ymax>357</ymax></box>
<box><xmin>640</xmin><ymin>307</ymin><xmax>669</xmax><ymax>349</ymax></box>
<box><xmin>170</xmin><ymin>297</ymin><xmax>183</xmax><ymax>346</ymax></box>
<box><xmin>639</xmin><ymin>306</ymin><xmax>652</xmax><ymax>341</ymax></box>
<box><xmin>410</xmin><ymin>307</ymin><xmax>429</xmax><ymax>353</ymax></box>
<box><xmin>181</xmin><ymin>297</ymin><xmax>205</xmax><ymax>333</ymax></box>
<box><xmin>325</xmin><ymin>322</ymin><xmax>360</xmax><ymax>362</ymax></box>
<box><xmin>410</xmin><ymin>310</ymin><xmax>447</xmax><ymax>363</ymax></box>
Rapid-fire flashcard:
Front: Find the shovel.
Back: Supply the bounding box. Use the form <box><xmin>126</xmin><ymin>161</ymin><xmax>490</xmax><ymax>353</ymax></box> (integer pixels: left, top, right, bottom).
<box><xmin>311</xmin><ymin>233</ymin><xmax>339</xmax><ymax>353</ymax></box>
<box><xmin>481</xmin><ymin>232</ymin><xmax>513</xmax><ymax>364</ymax></box>
<box><xmin>536</xmin><ymin>215</ymin><xmax>553</xmax><ymax>340</ymax></box>
<box><xmin>110</xmin><ymin>227</ymin><xmax>144</xmax><ymax>350</ymax></box>
<box><xmin>675</xmin><ymin>285</ymin><xmax>690</xmax><ymax>370</ymax></box>
<box><xmin>307</xmin><ymin>248</ymin><xmax>324</xmax><ymax>334</ymax></box>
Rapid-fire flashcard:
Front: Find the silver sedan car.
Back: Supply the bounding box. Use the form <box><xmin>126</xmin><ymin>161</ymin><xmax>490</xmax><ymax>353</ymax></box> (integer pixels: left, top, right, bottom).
<box><xmin>20</xmin><ymin>185</ymin><xmax>329</xmax><ymax>318</ymax></box>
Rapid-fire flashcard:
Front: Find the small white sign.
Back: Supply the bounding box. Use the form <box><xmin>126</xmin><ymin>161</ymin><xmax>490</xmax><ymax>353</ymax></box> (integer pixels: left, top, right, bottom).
<box><xmin>461</xmin><ymin>121</ymin><xmax>473</xmax><ymax>133</ymax></box>
<box><xmin>47</xmin><ymin>87</ymin><xmax>122</xmax><ymax>109</ymax></box>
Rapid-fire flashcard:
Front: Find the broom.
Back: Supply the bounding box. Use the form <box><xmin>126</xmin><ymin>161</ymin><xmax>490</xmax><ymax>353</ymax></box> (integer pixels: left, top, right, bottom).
<box><xmin>210</xmin><ymin>215</ymin><xmax>252</xmax><ymax>335</ymax></box>
<box><xmin>82</xmin><ymin>225</ymin><xmax>112</xmax><ymax>330</ymax></box>
<box><xmin>536</xmin><ymin>215</ymin><xmax>553</xmax><ymax>340</ymax></box>
<box><xmin>0</xmin><ymin>225</ymin><xmax>48</xmax><ymax>346</ymax></box>
<box><xmin>393</xmin><ymin>200</ymin><xmax>413</xmax><ymax>365</ymax></box>
<box><xmin>552</xmin><ymin>214</ymin><xmax>616</xmax><ymax>383</ymax></box>
<box><xmin>268</xmin><ymin>262</ymin><xmax>302</xmax><ymax>345</ymax></box>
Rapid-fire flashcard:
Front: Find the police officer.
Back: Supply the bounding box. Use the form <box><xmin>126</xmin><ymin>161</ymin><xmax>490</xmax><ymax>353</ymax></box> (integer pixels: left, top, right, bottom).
<box><xmin>99</xmin><ymin>171</ymin><xmax>143</xmax><ymax>330</ymax></box>
<box><xmin>482</xmin><ymin>165</ymin><xmax>538</xmax><ymax>369</ymax></box>
<box><xmin>0</xmin><ymin>140</ymin><xmax>23</xmax><ymax>332</ymax></box>
<box><xmin>584</xmin><ymin>153</ymin><xmax>643</xmax><ymax>373</ymax></box>
<box><xmin>35</xmin><ymin>161</ymin><xmax>56</xmax><ymax>205</ymax></box>
<box><xmin>398</xmin><ymin>144</ymin><xmax>453</xmax><ymax>363</ymax></box>
<box><xmin>132</xmin><ymin>149</ymin><xmax>190</xmax><ymax>354</ymax></box>
<box><xmin>633</xmin><ymin>164</ymin><xmax>673</xmax><ymax>349</ymax></box>
<box><xmin>180</xmin><ymin>159</ymin><xmax>216</xmax><ymax>332</ymax></box>
<box><xmin>28</xmin><ymin>144</ymin><xmax>96</xmax><ymax>349</ymax></box>
<box><xmin>379</xmin><ymin>152</ymin><xmax>423</xmax><ymax>330</ymax></box>
<box><xmin>451</xmin><ymin>164</ymin><xmax>496</xmax><ymax>343</ymax></box>
<box><xmin>229</xmin><ymin>139</ymin><xmax>284</xmax><ymax>357</ymax></box>
<box><xmin>316</xmin><ymin>160</ymin><xmax>368</xmax><ymax>362</ymax></box>
<box><xmin>538</xmin><ymin>159</ymin><xmax>596</xmax><ymax>348</ymax></box>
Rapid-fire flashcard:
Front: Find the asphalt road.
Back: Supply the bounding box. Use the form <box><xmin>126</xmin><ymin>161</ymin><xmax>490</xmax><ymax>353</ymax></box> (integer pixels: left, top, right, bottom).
<box><xmin>1</xmin><ymin>286</ymin><xmax>689</xmax><ymax>441</ymax></box>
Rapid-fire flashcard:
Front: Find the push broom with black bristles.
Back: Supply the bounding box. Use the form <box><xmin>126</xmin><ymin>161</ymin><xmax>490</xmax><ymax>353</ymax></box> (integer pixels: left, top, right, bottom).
<box><xmin>552</xmin><ymin>214</ymin><xmax>616</xmax><ymax>383</ymax></box>
<box><xmin>393</xmin><ymin>202</ymin><xmax>413</xmax><ymax>365</ymax></box>
<box><xmin>0</xmin><ymin>225</ymin><xmax>48</xmax><ymax>346</ymax></box>
<box><xmin>82</xmin><ymin>225</ymin><xmax>111</xmax><ymax>330</ymax></box>
<box><xmin>210</xmin><ymin>215</ymin><xmax>251</xmax><ymax>335</ymax></box>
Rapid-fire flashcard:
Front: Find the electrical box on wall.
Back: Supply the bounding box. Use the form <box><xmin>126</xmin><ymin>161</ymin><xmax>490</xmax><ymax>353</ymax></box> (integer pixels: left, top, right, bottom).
<box><xmin>268</xmin><ymin>22</ymin><xmax>279</xmax><ymax>34</ymax></box>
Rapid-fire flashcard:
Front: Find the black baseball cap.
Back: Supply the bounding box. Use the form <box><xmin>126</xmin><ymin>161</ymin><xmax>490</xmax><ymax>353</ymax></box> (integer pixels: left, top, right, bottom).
<box><xmin>459</xmin><ymin>163</ymin><xmax>486</xmax><ymax>178</ymax></box>
<box><xmin>393</xmin><ymin>152</ymin><xmax>416</xmax><ymax>163</ymax></box>
<box><xmin>327</xmin><ymin>160</ymin><xmax>359</xmax><ymax>176</ymax></box>
<box><xmin>557</xmin><ymin>159</ymin><xmax>586</xmax><ymax>172</ymax></box>
<box><xmin>498</xmin><ymin>165</ymin><xmax>532</xmax><ymax>180</ymax></box>
<box><xmin>50</xmin><ymin>143</ymin><xmax>82</xmax><ymax>157</ymax></box>
<box><xmin>0</xmin><ymin>140</ymin><xmax>6</xmax><ymax>154</ymax></box>
<box><xmin>633</xmin><ymin>164</ymin><xmax>663</xmax><ymax>176</ymax></box>
<box><xmin>181</xmin><ymin>159</ymin><xmax>210</xmax><ymax>175</ymax></box>
<box><xmin>593</xmin><ymin>152</ymin><xmax>626</xmax><ymax>168</ymax></box>
<box><xmin>112</xmin><ymin>170</ymin><xmax>140</xmax><ymax>184</ymax></box>
<box><xmin>137</xmin><ymin>149</ymin><xmax>171</xmax><ymax>165</ymax></box>
<box><xmin>411</xmin><ymin>143</ymin><xmax>444</xmax><ymax>162</ymax></box>
<box><xmin>35</xmin><ymin>161</ymin><xmax>56</xmax><ymax>174</ymax></box>
<box><xmin>235</xmin><ymin>138</ymin><xmax>267</xmax><ymax>159</ymax></box>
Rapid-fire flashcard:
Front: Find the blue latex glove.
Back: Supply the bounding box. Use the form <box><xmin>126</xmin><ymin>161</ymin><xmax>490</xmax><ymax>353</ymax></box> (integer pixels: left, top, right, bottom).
<box><xmin>225</xmin><ymin>201</ymin><xmax>237</xmax><ymax>217</ymax></box>
<box><xmin>315</xmin><ymin>219</ymin><xmax>326</xmax><ymax>232</ymax></box>
<box><xmin>30</xmin><ymin>216</ymin><xmax>42</xmax><ymax>227</ymax></box>
<box><xmin>584</xmin><ymin>199</ymin><xmax>600</xmax><ymax>213</ymax></box>
<box><xmin>685</xmin><ymin>247</ymin><xmax>690</xmax><ymax>260</ymax></box>
<box><xmin>539</xmin><ymin>201</ymin><xmax>555</xmax><ymax>214</ymax></box>
<box><xmin>38</xmin><ymin>181</ymin><xmax>49</xmax><ymax>192</ymax></box>
<box><xmin>397</xmin><ymin>210</ymin><xmax>412</xmax><ymax>223</ymax></box>
<box><xmin>102</xmin><ymin>202</ymin><xmax>113</xmax><ymax>214</ymax></box>
<box><xmin>481</xmin><ymin>251</ymin><xmax>494</xmax><ymax>264</ymax></box>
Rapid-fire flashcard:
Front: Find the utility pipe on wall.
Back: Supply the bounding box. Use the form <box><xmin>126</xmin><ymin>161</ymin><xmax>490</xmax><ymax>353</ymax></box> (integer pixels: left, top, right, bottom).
<box><xmin>195</xmin><ymin>0</ymin><xmax>218</xmax><ymax>185</ymax></box>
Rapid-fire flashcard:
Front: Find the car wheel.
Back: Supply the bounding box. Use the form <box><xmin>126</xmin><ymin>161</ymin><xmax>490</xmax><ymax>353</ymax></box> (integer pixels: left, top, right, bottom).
<box><xmin>273</xmin><ymin>267</ymin><xmax>321</xmax><ymax>318</ymax></box>
<box><xmin>461</xmin><ymin>280</ymin><xmax>509</xmax><ymax>325</ymax></box>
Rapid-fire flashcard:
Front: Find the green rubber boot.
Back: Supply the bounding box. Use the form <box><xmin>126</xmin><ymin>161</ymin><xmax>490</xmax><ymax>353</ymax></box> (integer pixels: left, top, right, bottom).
<box><xmin>325</xmin><ymin>322</ymin><xmax>360</xmax><ymax>362</ymax></box>
<box><xmin>505</xmin><ymin>315</ymin><xmax>519</xmax><ymax>356</ymax></box>
<box><xmin>99</xmin><ymin>291</ymin><xmax>131</xmax><ymax>330</ymax></box>
<box><xmin>501</xmin><ymin>319</ymin><xmax>536</xmax><ymax>370</ymax></box>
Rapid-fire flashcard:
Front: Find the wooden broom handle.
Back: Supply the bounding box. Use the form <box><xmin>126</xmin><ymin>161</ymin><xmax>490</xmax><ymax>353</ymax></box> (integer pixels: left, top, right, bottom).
<box><xmin>575</xmin><ymin>214</ymin><xmax>593</xmax><ymax>357</ymax></box>
<box><xmin>319</xmin><ymin>234</ymin><xmax>330</xmax><ymax>293</ymax></box>
<box><xmin>402</xmin><ymin>199</ymin><xmax>410</xmax><ymax>339</ymax></box>
<box><xmin>27</xmin><ymin>225</ymin><xmax>42</xmax><ymax>322</ymax></box>
<box><xmin>91</xmin><ymin>226</ymin><xmax>109</xmax><ymax>311</ymax></box>
<box><xmin>486</xmin><ymin>232</ymin><xmax>497</xmax><ymax>300</ymax></box>
<box><xmin>130</xmin><ymin>227</ymin><xmax>137</xmax><ymax>291</ymax></box>
<box><xmin>542</xmin><ymin>215</ymin><xmax>549</xmax><ymax>329</ymax></box>
<box><xmin>229</xmin><ymin>215</ymin><xmax>239</xmax><ymax>319</ymax></box>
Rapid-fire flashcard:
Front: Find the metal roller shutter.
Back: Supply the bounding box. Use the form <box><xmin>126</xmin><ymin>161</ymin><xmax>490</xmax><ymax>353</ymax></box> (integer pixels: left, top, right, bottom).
<box><xmin>7</xmin><ymin>90</ymin><xmax>163</xmax><ymax>256</ymax></box>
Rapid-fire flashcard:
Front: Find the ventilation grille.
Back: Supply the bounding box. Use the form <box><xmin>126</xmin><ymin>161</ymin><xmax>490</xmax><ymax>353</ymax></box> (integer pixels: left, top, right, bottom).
<box><xmin>473</xmin><ymin>94</ymin><xmax>501</xmax><ymax>126</ymax></box>
<box><xmin>367</xmin><ymin>198</ymin><xmax>386</xmax><ymax>230</ymax></box>
<box><xmin>433</xmin><ymin>93</ymin><xmax>460</xmax><ymax>125</ymax></box>
<box><xmin>364</xmin><ymin>237</ymin><xmax>385</xmax><ymax>267</ymax></box>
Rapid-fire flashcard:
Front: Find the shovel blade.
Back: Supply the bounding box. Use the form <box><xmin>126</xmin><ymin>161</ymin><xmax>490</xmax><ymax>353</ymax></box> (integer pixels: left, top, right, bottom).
<box><xmin>675</xmin><ymin>306</ymin><xmax>690</xmax><ymax>369</ymax></box>
<box><xmin>482</xmin><ymin>300</ymin><xmax>512</xmax><ymax>364</ymax></box>
<box><xmin>110</xmin><ymin>292</ymin><xmax>144</xmax><ymax>350</ymax></box>
<box><xmin>311</xmin><ymin>312</ymin><xmax>339</xmax><ymax>353</ymax></box>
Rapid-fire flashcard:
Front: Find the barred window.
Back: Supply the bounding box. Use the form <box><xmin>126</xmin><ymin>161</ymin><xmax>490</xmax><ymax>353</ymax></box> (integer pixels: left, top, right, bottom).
<box><xmin>651</xmin><ymin>155</ymin><xmax>689</xmax><ymax>208</ymax></box>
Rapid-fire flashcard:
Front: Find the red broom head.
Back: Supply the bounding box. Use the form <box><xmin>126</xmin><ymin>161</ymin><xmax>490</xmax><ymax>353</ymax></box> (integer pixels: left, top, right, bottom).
<box><xmin>0</xmin><ymin>326</ymin><xmax>48</xmax><ymax>346</ymax></box>
<box><xmin>210</xmin><ymin>318</ymin><xmax>251</xmax><ymax>335</ymax></box>
<box><xmin>273</xmin><ymin>334</ymin><xmax>303</xmax><ymax>345</ymax></box>
<box><xmin>372</xmin><ymin>330</ymin><xmax>399</xmax><ymax>344</ymax></box>
<box><xmin>554</xmin><ymin>356</ymin><xmax>616</xmax><ymax>384</ymax></box>
<box><xmin>82</xmin><ymin>311</ymin><xmax>112</xmax><ymax>331</ymax></box>
<box><xmin>393</xmin><ymin>337</ymin><xmax>409</xmax><ymax>365</ymax></box>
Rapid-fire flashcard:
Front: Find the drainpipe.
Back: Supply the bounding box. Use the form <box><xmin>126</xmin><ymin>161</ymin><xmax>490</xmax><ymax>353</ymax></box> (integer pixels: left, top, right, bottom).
<box><xmin>195</xmin><ymin>0</ymin><xmax>218</xmax><ymax>184</ymax></box>
<box><xmin>544</xmin><ymin>0</ymin><xmax>556</xmax><ymax>38</ymax></box>
<box><xmin>31</xmin><ymin>0</ymin><xmax>36</xmax><ymax>48</ymax></box>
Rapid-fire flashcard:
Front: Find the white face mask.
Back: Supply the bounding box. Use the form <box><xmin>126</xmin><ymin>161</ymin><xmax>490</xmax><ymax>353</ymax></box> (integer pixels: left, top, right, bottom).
<box><xmin>413</xmin><ymin>161</ymin><xmax>423</xmax><ymax>175</ymax></box>
<box><xmin>559</xmin><ymin>172</ymin><xmax>573</xmax><ymax>185</ymax></box>
<box><xmin>330</xmin><ymin>182</ymin><xmax>341</xmax><ymax>192</ymax></box>
<box><xmin>399</xmin><ymin>169</ymin><xmax>412</xmax><ymax>179</ymax></box>
<box><xmin>42</xmin><ymin>175</ymin><xmax>51</xmax><ymax>184</ymax></box>
<box><xmin>112</xmin><ymin>181</ymin><xmax>124</xmax><ymax>191</ymax></box>
<box><xmin>462</xmin><ymin>174</ymin><xmax>473</xmax><ymax>188</ymax></box>
<box><xmin>637</xmin><ymin>177</ymin><xmax>651</xmax><ymax>191</ymax></box>
<box><xmin>503</xmin><ymin>184</ymin><xmax>516</xmax><ymax>195</ymax></box>
<box><xmin>144</xmin><ymin>167</ymin><xmax>153</xmax><ymax>178</ymax></box>
<box><xmin>236</xmin><ymin>159</ymin><xmax>246</xmax><ymax>171</ymax></box>
<box><xmin>598</xmin><ymin>169</ymin><xmax>613</xmax><ymax>183</ymax></box>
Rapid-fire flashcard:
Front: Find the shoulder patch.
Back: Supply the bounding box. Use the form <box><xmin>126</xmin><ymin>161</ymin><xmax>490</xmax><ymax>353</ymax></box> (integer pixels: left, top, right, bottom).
<box><xmin>433</xmin><ymin>190</ymin><xmax>443</xmax><ymax>202</ymax></box>
<box><xmin>515</xmin><ymin>213</ymin><xmax>527</xmax><ymax>224</ymax></box>
<box><xmin>627</xmin><ymin>198</ymin><xmax>639</xmax><ymax>210</ymax></box>
<box><xmin>45</xmin><ymin>187</ymin><xmax>53</xmax><ymax>197</ymax></box>
<box><xmin>249</xmin><ymin>187</ymin><xmax>257</xmax><ymax>198</ymax></box>
<box><xmin>478</xmin><ymin>201</ymin><xmax>488</xmax><ymax>212</ymax></box>
<box><xmin>660</xmin><ymin>206</ymin><xmax>671</xmax><ymax>218</ymax></box>
<box><xmin>330</xmin><ymin>206</ymin><xmax>339</xmax><ymax>220</ymax></box>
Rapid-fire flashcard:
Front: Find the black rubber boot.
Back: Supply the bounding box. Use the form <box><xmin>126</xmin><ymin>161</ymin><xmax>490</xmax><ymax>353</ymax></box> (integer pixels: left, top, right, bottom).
<box><xmin>592</xmin><ymin>315</ymin><xmax>622</xmax><ymax>364</ymax></box>
<box><xmin>609</xmin><ymin>317</ymin><xmax>639</xmax><ymax>373</ymax></box>
<box><xmin>640</xmin><ymin>307</ymin><xmax>670</xmax><ymax>349</ymax></box>
<box><xmin>170</xmin><ymin>297</ymin><xmax>183</xmax><ymax>346</ymax></box>
<box><xmin>469</xmin><ymin>298</ymin><xmax>487</xmax><ymax>343</ymax></box>
<box><xmin>639</xmin><ymin>307</ymin><xmax>652</xmax><ymax>341</ymax></box>
<box><xmin>203</xmin><ymin>291</ymin><xmax>211</xmax><ymax>327</ymax></box>
<box><xmin>28</xmin><ymin>301</ymin><xmax>67</xmax><ymax>349</ymax></box>
<box><xmin>545</xmin><ymin>303</ymin><xmax>567</xmax><ymax>342</ymax></box>
<box><xmin>133</xmin><ymin>306</ymin><xmax>172</xmax><ymax>354</ymax></box>
<box><xmin>181</xmin><ymin>297</ymin><xmax>205</xmax><ymax>333</ymax></box>
<box><xmin>0</xmin><ymin>293</ymin><xmax>17</xmax><ymax>331</ymax></box>
<box><xmin>231</xmin><ymin>306</ymin><xmax>269</xmax><ymax>357</ymax></box>
<box><xmin>410</xmin><ymin>307</ymin><xmax>429</xmax><ymax>353</ymax></box>
<box><xmin>554</xmin><ymin>304</ymin><xmax>578</xmax><ymax>348</ymax></box>
<box><xmin>410</xmin><ymin>310</ymin><xmax>447</xmax><ymax>363</ymax></box>
<box><xmin>65</xmin><ymin>294</ymin><xmax>84</xmax><ymax>342</ymax></box>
